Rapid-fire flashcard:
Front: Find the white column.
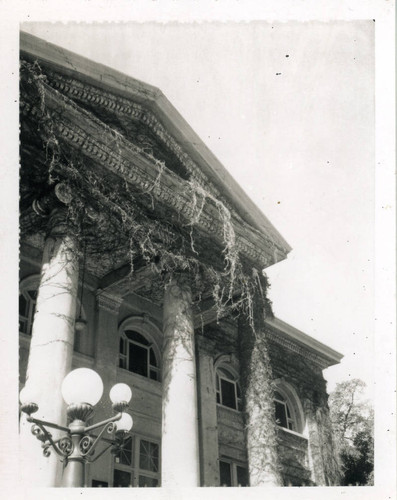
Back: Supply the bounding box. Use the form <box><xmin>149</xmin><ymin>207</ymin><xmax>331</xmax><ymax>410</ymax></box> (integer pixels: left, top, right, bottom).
<box><xmin>20</xmin><ymin>197</ymin><xmax>79</xmax><ymax>487</ymax></box>
<box><xmin>161</xmin><ymin>274</ymin><xmax>200</xmax><ymax>487</ymax></box>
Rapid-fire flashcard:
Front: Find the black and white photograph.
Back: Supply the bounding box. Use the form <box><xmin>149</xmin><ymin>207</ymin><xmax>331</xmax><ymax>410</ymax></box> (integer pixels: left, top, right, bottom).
<box><xmin>0</xmin><ymin>1</ymin><xmax>395</xmax><ymax>499</ymax></box>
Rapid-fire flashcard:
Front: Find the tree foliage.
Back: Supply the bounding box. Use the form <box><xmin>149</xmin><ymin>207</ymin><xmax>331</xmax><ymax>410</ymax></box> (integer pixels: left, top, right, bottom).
<box><xmin>329</xmin><ymin>379</ymin><xmax>374</xmax><ymax>486</ymax></box>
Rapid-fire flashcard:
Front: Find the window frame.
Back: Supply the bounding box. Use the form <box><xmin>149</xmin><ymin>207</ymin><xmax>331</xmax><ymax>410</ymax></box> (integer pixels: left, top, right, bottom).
<box><xmin>19</xmin><ymin>288</ymin><xmax>37</xmax><ymax>336</ymax></box>
<box><xmin>113</xmin><ymin>434</ymin><xmax>161</xmax><ymax>487</ymax></box>
<box><xmin>219</xmin><ymin>458</ymin><xmax>249</xmax><ymax>487</ymax></box>
<box><xmin>118</xmin><ymin>316</ymin><xmax>162</xmax><ymax>383</ymax></box>
<box><xmin>272</xmin><ymin>380</ymin><xmax>306</xmax><ymax>435</ymax></box>
<box><xmin>274</xmin><ymin>391</ymin><xmax>295</xmax><ymax>431</ymax></box>
<box><xmin>215</xmin><ymin>364</ymin><xmax>242</xmax><ymax>412</ymax></box>
<box><xmin>119</xmin><ymin>330</ymin><xmax>159</xmax><ymax>381</ymax></box>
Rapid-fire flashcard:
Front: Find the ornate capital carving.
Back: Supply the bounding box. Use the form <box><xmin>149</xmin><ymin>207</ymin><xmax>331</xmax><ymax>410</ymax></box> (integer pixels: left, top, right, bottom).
<box><xmin>164</xmin><ymin>271</ymin><xmax>193</xmax><ymax>304</ymax></box>
<box><xmin>54</xmin><ymin>182</ymin><xmax>73</xmax><ymax>205</ymax></box>
<box><xmin>96</xmin><ymin>290</ymin><xmax>124</xmax><ymax>314</ymax></box>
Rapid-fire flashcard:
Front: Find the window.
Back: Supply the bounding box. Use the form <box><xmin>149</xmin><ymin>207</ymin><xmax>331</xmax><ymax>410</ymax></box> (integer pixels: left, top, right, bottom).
<box><xmin>274</xmin><ymin>391</ymin><xmax>295</xmax><ymax>431</ymax></box>
<box><xmin>113</xmin><ymin>435</ymin><xmax>160</xmax><ymax>487</ymax></box>
<box><xmin>19</xmin><ymin>289</ymin><xmax>37</xmax><ymax>335</ymax></box>
<box><xmin>119</xmin><ymin>330</ymin><xmax>159</xmax><ymax>381</ymax></box>
<box><xmin>272</xmin><ymin>381</ymin><xmax>305</xmax><ymax>434</ymax></box>
<box><xmin>92</xmin><ymin>480</ymin><xmax>108</xmax><ymax>487</ymax></box>
<box><xmin>219</xmin><ymin>460</ymin><xmax>249</xmax><ymax>487</ymax></box>
<box><xmin>216</xmin><ymin>367</ymin><xmax>242</xmax><ymax>411</ymax></box>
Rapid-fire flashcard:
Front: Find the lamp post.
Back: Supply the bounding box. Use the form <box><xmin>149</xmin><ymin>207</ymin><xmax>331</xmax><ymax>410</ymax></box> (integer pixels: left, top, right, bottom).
<box><xmin>20</xmin><ymin>368</ymin><xmax>133</xmax><ymax>487</ymax></box>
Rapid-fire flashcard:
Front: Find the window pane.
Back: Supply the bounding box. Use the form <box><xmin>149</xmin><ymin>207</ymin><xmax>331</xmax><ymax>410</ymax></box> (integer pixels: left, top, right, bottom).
<box><xmin>149</xmin><ymin>369</ymin><xmax>158</xmax><ymax>381</ymax></box>
<box><xmin>139</xmin><ymin>440</ymin><xmax>159</xmax><ymax>472</ymax></box>
<box><xmin>220</xmin><ymin>379</ymin><xmax>237</xmax><ymax>409</ymax></box>
<box><xmin>125</xmin><ymin>330</ymin><xmax>149</xmax><ymax>345</ymax></box>
<box><xmin>19</xmin><ymin>317</ymin><xmax>27</xmax><ymax>334</ymax></box>
<box><xmin>149</xmin><ymin>348</ymin><xmax>157</xmax><ymax>367</ymax></box>
<box><xmin>27</xmin><ymin>290</ymin><xmax>37</xmax><ymax>300</ymax></box>
<box><xmin>218</xmin><ymin>367</ymin><xmax>233</xmax><ymax>380</ymax></box>
<box><xmin>129</xmin><ymin>343</ymin><xmax>148</xmax><ymax>376</ymax></box>
<box><xmin>115</xmin><ymin>436</ymin><xmax>132</xmax><ymax>466</ymax></box>
<box><xmin>92</xmin><ymin>480</ymin><xmax>108</xmax><ymax>487</ymax></box>
<box><xmin>275</xmin><ymin>401</ymin><xmax>288</xmax><ymax>428</ymax></box>
<box><xmin>120</xmin><ymin>337</ymin><xmax>126</xmax><ymax>354</ymax></box>
<box><xmin>113</xmin><ymin>469</ymin><xmax>131</xmax><ymax>487</ymax></box>
<box><xmin>219</xmin><ymin>461</ymin><xmax>232</xmax><ymax>486</ymax></box>
<box><xmin>274</xmin><ymin>391</ymin><xmax>284</xmax><ymax>402</ymax></box>
<box><xmin>138</xmin><ymin>475</ymin><xmax>159</xmax><ymax>487</ymax></box>
<box><xmin>19</xmin><ymin>294</ymin><xmax>28</xmax><ymax>316</ymax></box>
<box><xmin>236</xmin><ymin>466</ymin><xmax>249</xmax><ymax>486</ymax></box>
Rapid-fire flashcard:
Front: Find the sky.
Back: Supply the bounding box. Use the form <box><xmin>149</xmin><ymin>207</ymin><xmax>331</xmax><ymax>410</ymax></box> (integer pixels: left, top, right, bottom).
<box><xmin>19</xmin><ymin>21</ymin><xmax>376</xmax><ymax>396</ymax></box>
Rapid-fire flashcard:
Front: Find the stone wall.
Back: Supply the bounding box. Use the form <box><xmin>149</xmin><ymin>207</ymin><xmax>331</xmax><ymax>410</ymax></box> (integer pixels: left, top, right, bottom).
<box><xmin>266</xmin><ymin>330</ymin><xmax>340</xmax><ymax>485</ymax></box>
<box><xmin>19</xmin><ymin>249</ymin><xmax>339</xmax><ymax>487</ymax></box>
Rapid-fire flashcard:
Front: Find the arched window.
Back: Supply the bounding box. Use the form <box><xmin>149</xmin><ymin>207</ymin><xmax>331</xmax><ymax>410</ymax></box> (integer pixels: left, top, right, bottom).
<box><xmin>273</xmin><ymin>381</ymin><xmax>305</xmax><ymax>434</ymax></box>
<box><xmin>216</xmin><ymin>366</ymin><xmax>242</xmax><ymax>411</ymax></box>
<box><xmin>274</xmin><ymin>391</ymin><xmax>295</xmax><ymax>431</ymax></box>
<box><xmin>119</xmin><ymin>330</ymin><xmax>160</xmax><ymax>381</ymax></box>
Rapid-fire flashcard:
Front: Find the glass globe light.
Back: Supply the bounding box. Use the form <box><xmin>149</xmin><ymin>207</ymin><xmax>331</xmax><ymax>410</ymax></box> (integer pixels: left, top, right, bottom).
<box><xmin>115</xmin><ymin>412</ymin><xmax>133</xmax><ymax>432</ymax></box>
<box><xmin>61</xmin><ymin>368</ymin><xmax>103</xmax><ymax>406</ymax></box>
<box><xmin>109</xmin><ymin>383</ymin><xmax>132</xmax><ymax>405</ymax></box>
<box><xmin>19</xmin><ymin>384</ymin><xmax>39</xmax><ymax>405</ymax></box>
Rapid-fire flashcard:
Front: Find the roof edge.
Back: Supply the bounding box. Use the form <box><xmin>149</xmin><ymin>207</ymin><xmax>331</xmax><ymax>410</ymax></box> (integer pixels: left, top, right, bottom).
<box><xmin>20</xmin><ymin>31</ymin><xmax>292</xmax><ymax>260</ymax></box>
<box><xmin>265</xmin><ymin>316</ymin><xmax>343</xmax><ymax>368</ymax></box>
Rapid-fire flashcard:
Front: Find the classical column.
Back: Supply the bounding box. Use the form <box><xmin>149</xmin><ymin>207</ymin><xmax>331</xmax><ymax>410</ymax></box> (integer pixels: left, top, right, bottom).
<box><xmin>20</xmin><ymin>184</ymin><xmax>80</xmax><ymax>487</ymax></box>
<box><xmin>304</xmin><ymin>397</ymin><xmax>341</xmax><ymax>486</ymax></box>
<box><xmin>238</xmin><ymin>300</ymin><xmax>283</xmax><ymax>487</ymax></box>
<box><xmin>161</xmin><ymin>273</ymin><xmax>200</xmax><ymax>487</ymax></box>
<box><xmin>196</xmin><ymin>336</ymin><xmax>219</xmax><ymax>486</ymax></box>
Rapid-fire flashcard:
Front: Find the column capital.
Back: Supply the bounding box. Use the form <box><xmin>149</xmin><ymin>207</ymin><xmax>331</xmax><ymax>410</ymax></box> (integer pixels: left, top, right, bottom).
<box><xmin>32</xmin><ymin>182</ymin><xmax>74</xmax><ymax>217</ymax></box>
<box><xmin>96</xmin><ymin>290</ymin><xmax>123</xmax><ymax>315</ymax></box>
<box><xmin>164</xmin><ymin>270</ymin><xmax>193</xmax><ymax>302</ymax></box>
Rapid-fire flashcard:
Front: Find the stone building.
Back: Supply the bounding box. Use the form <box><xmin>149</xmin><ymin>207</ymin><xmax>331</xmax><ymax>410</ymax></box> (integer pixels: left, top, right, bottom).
<box><xmin>19</xmin><ymin>32</ymin><xmax>342</xmax><ymax>487</ymax></box>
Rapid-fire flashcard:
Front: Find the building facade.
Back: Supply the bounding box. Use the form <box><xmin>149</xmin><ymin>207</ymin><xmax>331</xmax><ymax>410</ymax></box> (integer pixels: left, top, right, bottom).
<box><xmin>19</xmin><ymin>32</ymin><xmax>342</xmax><ymax>488</ymax></box>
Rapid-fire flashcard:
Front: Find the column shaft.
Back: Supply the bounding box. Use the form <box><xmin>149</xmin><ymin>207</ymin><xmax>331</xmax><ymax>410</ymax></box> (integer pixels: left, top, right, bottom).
<box><xmin>161</xmin><ymin>275</ymin><xmax>200</xmax><ymax>487</ymax></box>
<box><xmin>20</xmin><ymin>208</ymin><xmax>79</xmax><ymax>487</ymax></box>
<box><xmin>304</xmin><ymin>398</ymin><xmax>341</xmax><ymax>486</ymax></box>
<box><xmin>239</xmin><ymin>310</ymin><xmax>283</xmax><ymax>486</ymax></box>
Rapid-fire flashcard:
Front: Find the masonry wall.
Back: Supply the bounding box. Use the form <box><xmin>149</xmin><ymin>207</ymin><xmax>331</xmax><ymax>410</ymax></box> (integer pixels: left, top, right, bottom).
<box><xmin>266</xmin><ymin>331</ymin><xmax>341</xmax><ymax>486</ymax></box>
<box><xmin>19</xmin><ymin>249</ymin><xmax>338</xmax><ymax>487</ymax></box>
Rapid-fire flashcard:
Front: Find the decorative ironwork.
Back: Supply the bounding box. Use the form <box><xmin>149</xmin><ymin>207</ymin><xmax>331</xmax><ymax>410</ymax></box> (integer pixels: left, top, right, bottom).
<box><xmin>80</xmin><ymin>435</ymin><xmax>95</xmax><ymax>455</ymax></box>
<box><xmin>25</xmin><ymin>410</ymin><xmax>129</xmax><ymax>465</ymax></box>
<box><xmin>107</xmin><ymin>422</ymin><xmax>117</xmax><ymax>434</ymax></box>
<box><xmin>31</xmin><ymin>424</ymin><xmax>48</xmax><ymax>442</ymax></box>
<box><xmin>58</xmin><ymin>436</ymin><xmax>74</xmax><ymax>456</ymax></box>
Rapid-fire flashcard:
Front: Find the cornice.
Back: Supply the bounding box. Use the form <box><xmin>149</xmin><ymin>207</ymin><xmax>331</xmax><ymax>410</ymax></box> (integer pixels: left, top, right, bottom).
<box><xmin>45</xmin><ymin>70</ymin><xmax>213</xmax><ymax>194</ymax></box>
<box><xmin>266</xmin><ymin>329</ymin><xmax>325</xmax><ymax>369</ymax></box>
<box><xmin>265</xmin><ymin>317</ymin><xmax>343</xmax><ymax>368</ymax></box>
<box><xmin>96</xmin><ymin>290</ymin><xmax>124</xmax><ymax>314</ymax></box>
<box><xmin>20</xmin><ymin>82</ymin><xmax>277</xmax><ymax>269</ymax></box>
<box><xmin>20</xmin><ymin>33</ymin><xmax>292</xmax><ymax>257</ymax></box>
